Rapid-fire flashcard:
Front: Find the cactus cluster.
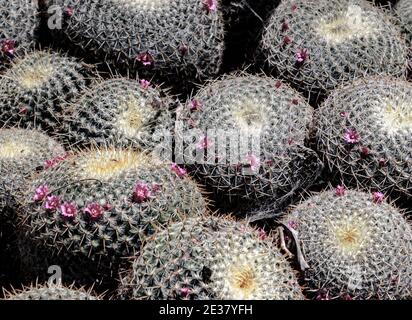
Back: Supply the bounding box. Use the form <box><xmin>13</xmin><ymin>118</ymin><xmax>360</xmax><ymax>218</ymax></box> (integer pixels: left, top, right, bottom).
<box><xmin>0</xmin><ymin>0</ymin><xmax>39</xmax><ymax>66</ymax></box>
<box><xmin>0</xmin><ymin>51</ymin><xmax>90</xmax><ymax>133</ymax></box>
<box><xmin>316</xmin><ymin>77</ymin><xmax>412</xmax><ymax>199</ymax></box>
<box><xmin>17</xmin><ymin>147</ymin><xmax>207</xmax><ymax>285</ymax></box>
<box><xmin>61</xmin><ymin>77</ymin><xmax>175</xmax><ymax>150</ymax></box>
<box><xmin>4</xmin><ymin>284</ymin><xmax>99</xmax><ymax>300</ymax></box>
<box><xmin>48</xmin><ymin>0</ymin><xmax>225</xmax><ymax>83</ymax></box>
<box><xmin>119</xmin><ymin>215</ymin><xmax>304</xmax><ymax>300</ymax></box>
<box><xmin>259</xmin><ymin>0</ymin><xmax>408</xmax><ymax>97</ymax></box>
<box><xmin>176</xmin><ymin>74</ymin><xmax>322</xmax><ymax>209</ymax></box>
<box><xmin>283</xmin><ymin>189</ymin><xmax>412</xmax><ymax>299</ymax></box>
<box><xmin>396</xmin><ymin>0</ymin><xmax>412</xmax><ymax>42</ymax></box>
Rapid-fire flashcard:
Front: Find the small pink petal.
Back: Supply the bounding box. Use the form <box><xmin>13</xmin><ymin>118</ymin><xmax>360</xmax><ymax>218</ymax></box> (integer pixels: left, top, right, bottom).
<box><xmin>33</xmin><ymin>185</ymin><xmax>49</xmax><ymax>202</ymax></box>
<box><xmin>84</xmin><ymin>202</ymin><xmax>103</xmax><ymax>219</ymax></box>
<box><xmin>139</xmin><ymin>79</ymin><xmax>151</xmax><ymax>90</ymax></box>
<box><xmin>196</xmin><ymin>135</ymin><xmax>209</xmax><ymax>150</ymax></box>
<box><xmin>343</xmin><ymin>129</ymin><xmax>360</xmax><ymax>144</ymax></box>
<box><xmin>372</xmin><ymin>191</ymin><xmax>384</xmax><ymax>204</ymax></box>
<box><xmin>170</xmin><ymin>163</ymin><xmax>187</xmax><ymax>178</ymax></box>
<box><xmin>245</xmin><ymin>154</ymin><xmax>260</xmax><ymax>172</ymax></box>
<box><xmin>295</xmin><ymin>49</ymin><xmax>308</xmax><ymax>64</ymax></box>
<box><xmin>203</xmin><ymin>0</ymin><xmax>217</xmax><ymax>12</ymax></box>
<box><xmin>136</xmin><ymin>52</ymin><xmax>154</xmax><ymax>66</ymax></box>
<box><xmin>132</xmin><ymin>182</ymin><xmax>152</xmax><ymax>203</ymax></box>
<box><xmin>335</xmin><ymin>185</ymin><xmax>345</xmax><ymax>197</ymax></box>
<box><xmin>44</xmin><ymin>195</ymin><xmax>61</xmax><ymax>211</ymax></box>
<box><xmin>60</xmin><ymin>202</ymin><xmax>77</xmax><ymax>218</ymax></box>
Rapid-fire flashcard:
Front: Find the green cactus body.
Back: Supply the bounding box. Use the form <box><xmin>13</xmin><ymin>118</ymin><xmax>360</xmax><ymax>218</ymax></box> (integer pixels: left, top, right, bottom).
<box><xmin>260</xmin><ymin>0</ymin><xmax>408</xmax><ymax>97</ymax></box>
<box><xmin>176</xmin><ymin>74</ymin><xmax>322</xmax><ymax>208</ymax></box>
<box><xmin>49</xmin><ymin>0</ymin><xmax>225</xmax><ymax>82</ymax></box>
<box><xmin>17</xmin><ymin>148</ymin><xmax>207</xmax><ymax>285</ymax></box>
<box><xmin>284</xmin><ymin>189</ymin><xmax>412</xmax><ymax>299</ymax></box>
<box><xmin>119</xmin><ymin>215</ymin><xmax>304</xmax><ymax>300</ymax></box>
<box><xmin>0</xmin><ymin>51</ymin><xmax>89</xmax><ymax>133</ymax></box>
<box><xmin>62</xmin><ymin>77</ymin><xmax>175</xmax><ymax>150</ymax></box>
<box><xmin>4</xmin><ymin>285</ymin><xmax>99</xmax><ymax>300</ymax></box>
<box><xmin>0</xmin><ymin>0</ymin><xmax>38</xmax><ymax>65</ymax></box>
<box><xmin>316</xmin><ymin>77</ymin><xmax>412</xmax><ymax>199</ymax></box>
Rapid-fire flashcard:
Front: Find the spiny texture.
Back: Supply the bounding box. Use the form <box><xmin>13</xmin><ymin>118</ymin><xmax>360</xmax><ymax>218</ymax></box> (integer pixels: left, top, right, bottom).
<box><xmin>18</xmin><ymin>148</ymin><xmax>207</xmax><ymax>285</ymax></box>
<box><xmin>62</xmin><ymin>77</ymin><xmax>175</xmax><ymax>150</ymax></box>
<box><xmin>49</xmin><ymin>0</ymin><xmax>225</xmax><ymax>83</ymax></box>
<box><xmin>0</xmin><ymin>0</ymin><xmax>38</xmax><ymax>65</ymax></box>
<box><xmin>316</xmin><ymin>77</ymin><xmax>412</xmax><ymax>199</ymax></box>
<box><xmin>176</xmin><ymin>74</ymin><xmax>322</xmax><ymax>209</ymax></box>
<box><xmin>260</xmin><ymin>0</ymin><xmax>408</xmax><ymax>97</ymax></box>
<box><xmin>119</xmin><ymin>215</ymin><xmax>304</xmax><ymax>300</ymax></box>
<box><xmin>396</xmin><ymin>0</ymin><xmax>412</xmax><ymax>42</ymax></box>
<box><xmin>284</xmin><ymin>189</ymin><xmax>412</xmax><ymax>299</ymax></box>
<box><xmin>0</xmin><ymin>51</ymin><xmax>89</xmax><ymax>132</ymax></box>
<box><xmin>4</xmin><ymin>285</ymin><xmax>99</xmax><ymax>300</ymax></box>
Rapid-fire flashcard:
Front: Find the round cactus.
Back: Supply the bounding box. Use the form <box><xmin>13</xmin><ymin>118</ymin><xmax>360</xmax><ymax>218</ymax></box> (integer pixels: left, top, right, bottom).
<box><xmin>283</xmin><ymin>188</ymin><xmax>412</xmax><ymax>299</ymax></box>
<box><xmin>4</xmin><ymin>284</ymin><xmax>99</xmax><ymax>300</ymax></box>
<box><xmin>259</xmin><ymin>0</ymin><xmax>408</xmax><ymax>98</ymax></box>
<box><xmin>316</xmin><ymin>77</ymin><xmax>412</xmax><ymax>199</ymax></box>
<box><xmin>48</xmin><ymin>0</ymin><xmax>225</xmax><ymax>83</ymax></box>
<box><xmin>119</xmin><ymin>215</ymin><xmax>304</xmax><ymax>300</ymax></box>
<box><xmin>0</xmin><ymin>50</ymin><xmax>90</xmax><ymax>133</ymax></box>
<box><xmin>176</xmin><ymin>74</ymin><xmax>322</xmax><ymax>210</ymax></box>
<box><xmin>61</xmin><ymin>77</ymin><xmax>175</xmax><ymax>150</ymax></box>
<box><xmin>17</xmin><ymin>147</ymin><xmax>207</xmax><ymax>285</ymax></box>
<box><xmin>0</xmin><ymin>0</ymin><xmax>39</xmax><ymax>66</ymax></box>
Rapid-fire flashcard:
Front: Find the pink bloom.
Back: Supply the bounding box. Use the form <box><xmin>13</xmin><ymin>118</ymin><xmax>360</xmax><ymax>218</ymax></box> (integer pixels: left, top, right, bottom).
<box><xmin>189</xmin><ymin>99</ymin><xmax>201</xmax><ymax>112</ymax></box>
<box><xmin>274</xmin><ymin>81</ymin><xmax>282</xmax><ymax>89</ymax></box>
<box><xmin>257</xmin><ymin>228</ymin><xmax>267</xmax><ymax>240</ymax></box>
<box><xmin>33</xmin><ymin>185</ymin><xmax>49</xmax><ymax>202</ymax></box>
<box><xmin>44</xmin><ymin>153</ymin><xmax>69</xmax><ymax>170</ymax></box>
<box><xmin>170</xmin><ymin>163</ymin><xmax>187</xmax><ymax>178</ymax></box>
<box><xmin>203</xmin><ymin>0</ymin><xmax>217</xmax><ymax>12</ymax></box>
<box><xmin>132</xmin><ymin>182</ymin><xmax>152</xmax><ymax>203</ymax></box>
<box><xmin>179</xmin><ymin>44</ymin><xmax>189</xmax><ymax>56</ymax></box>
<box><xmin>287</xmin><ymin>220</ymin><xmax>298</xmax><ymax>230</ymax></box>
<box><xmin>64</xmin><ymin>7</ymin><xmax>73</xmax><ymax>17</ymax></box>
<box><xmin>378</xmin><ymin>158</ymin><xmax>386</xmax><ymax>168</ymax></box>
<box><xmin>136</xmin><ymin>52</ymin><xmax>154</xmax><ymax>66</ymax></box>
<box><xmin>295</xmin><ymin>49</ymin><xmax>308</xmax><ymax>64</ymax></box>
<box><xmin>360</xmin><ymin>146</ymin><xmax>369</xmax><ymax>156</ymax></box>
<box><xmin>139</xmin><ymin>79</ymin><xmax>151</xmax><ymax>90</ymax></box>
<box><xmin>245</xmin><ymin>154</ymin><xmax>260</xmax><ymax>172</ymax></box>
<box><xmin>335</xmin><ymin>185</ymin><xmax>345</xmax><ymax>197</ymax></box>
<box><xmin>60</xmin><ymin>202</ymin><xmax>77</xmax><ymax>218</ymax></box>
<box><xmin>84</xmin><ymin>202</ymin><xmax>103</xmax><ymax>219</ymax></box>
<box><xmin>343</xmin><ymin>129</ymin><xmax>360</xmax><ymax>144</ymax></box>
<box><xmin>316</xmin><ymin>289</ymin><xmax>329</xmax><ymax>300</ymax></box>
<box><xmin>1</xmin><ymin>39</ymin><xmax>15</xmax><ymax>57</ymax></box>
<box><xmin>372</xmin><ymin>191</ymin><xmax>384</xmax><ymax>204</ymax></box>
<box><xmin>44</xmin><ymin>195</ymin><xmax>61</xmax><ymax>211</ymax></box>
<box><xmin>180</xmin><ymin>287</ymin><xmax>190</xmax><ymax>298</ymax></box>
<box><xmin>281</xmin><ymin>20</ymin><xmax>289</xmax><ymax>32</ymax></box>
<box><xmin>283</xmin><ymin>36</ymin><xmax>292</xmax><ymax>45</ymax></box>
<box><xmin>291</xmin><ymin>99</ymin><xmax>299</xmax><ymax>105</ymax></box>
<box><xmin>291</xmin><ymin>4</ymin><xmax>298</xmax><ymax>11</ymax></box>
<box><xmin>196</xmin><ymin>135</ymin><xmax>209</xmax><ymax>150</ymax></box>
<box><xmin>340</xmin><ymin>111</ymin><xmax>347</xmax><ymax>117</ymax></box>
<box><xmin>151</xmin><ymin>183</ymin><xmax>162</xmax><ymax>193</ymax></box>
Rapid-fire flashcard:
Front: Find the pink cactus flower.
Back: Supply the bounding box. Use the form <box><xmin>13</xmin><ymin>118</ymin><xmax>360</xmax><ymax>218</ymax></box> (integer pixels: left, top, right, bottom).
<box><xmin>44</xmin><ymin>195</ymin><xmax>61</xmax><ymax>211</ymax></box>
<box><xmin>287</xmin><ymin>220</ymin><xmax>298</xmax><ymax>230</ymax></box>
<box><xmin>64</xmin><ymin>7</ymin><xmax>73</xmax><ymax>17</ymax></box>
<box><xmin>372</xmin><ymin>191</ymin><xmax>384</xmax><ymax>204</ymax></box>
<box><xmin>295</xmin><ymin>49</ymin><xmax>308</xmax><ymax>64</ymax></box>
<box><xmin>203</xmin><ymin>0</ymin><xmax>217</xmax><ymax>12</ymax></box>
<box><xmin>378</xmin><ymin>158</ymin><xmax>386</xmax><ymax>168</ymax></box>
<box><xmin>245</xmin><ymin>154</ymin><xmax>260</xmax><ymax>172</ymax></box>
<box><xmin>151</xmin><ymin>183</ymin><xmax>162</xmax><ymax>193</ymax></box>
<box><xmin>180</xmin><ymin>287</ymin><xmax>190</xmax><ymax>297</ymax></box>
<box><xmin>44</xmin><ymin>153</ymin><xmax>69</xmax><ymax>170</ymax></box>
<box><xmin>316</xmin><ymin>289</ymin><xmax>329</xmax><ymax>300</ymax></box>
<box><xmin>335</xmin><ymin>185</ymin><xmax>345</xmax><ymax>196</ymax></box>
<box><xmin>179</xmin><ymin>43</ymin><xmax>189</xmax><ymax>56</ymax></box>
<box><xmin>257</xmin><ymin>228</ymin><xmax>267</xmax><ymax>240</ymax></box>
<box><xmin>291</xmin><ymin>99</ymin><xmax>299</xmax><ymax>105</ymax></box>
<box><xmin>33</xmin><ymin>185</ymin><xmax>49</xmax><ymax>202</ymax></box>
<box><xmin>84</xmin><ymin>203</ymin><xmax>103</xmax><ymax>219</ymax></box>
<box><xmin>196</xmin><ymin>135</ymin><xmax>209</xmax><ymax>150</ymax></box>
<box><xmin>189</xmin><ymin>99</ymin><xmax>201</xmax><ymax>112</ymax></box>
<box><xmin>274</xmin><ymin>81</ymin><xmax>282</xmax><ymax>89</ymax></box>
<box><xmin>1</xmin><ymin>39</ymin><xmax>15</xmax><ymax>57</ymax></box>
<box><xmin>132</xmin><ymin>182</ymin><xmax>152</xmax><ymax>203</ymax></box>
<box><xmin>281</xmin><ymin>20</ymin><xmax>289</xmax><ymax>32</ymax></box>
<box><xmin>283</xmin><ymin>36</ymin><xmax>292</xmax><ymax>45</ymax></box>
<box><xmin>360</xmin><ymin>146</ymin><xmax>369</xmax><ymax>156</ymax></box>
<box><xmin>136</xmin><ymin>52</ymin><xmax>154</xmax><ymax>66</ymax></box>
<box><xmin>60</xmin><ymin>202</ymin><xmax>77</xmax><ymax>218</ymax></box>
<box><xmin>139</xmin><ymin>79</ymin><xmax>151</xmax><ymax>90</ymax></box>
<box><xmin>291</xmin><ymin>4</ymin><xmax>298</xmax><ymax>11</ymax></box>
<box><xmin>340</xmin><ymin>111</ymin><xmax>348</xmax><ymax>118</ymax></box>
<box><xmin>170</xmin><ymin>163</ymin><xmax>187</xmax><ymax>178</ymax></box>
<box><xmin>343</xmin><ymin>129</ymin><xmax>360</xmax><ymax>144</ymax></box>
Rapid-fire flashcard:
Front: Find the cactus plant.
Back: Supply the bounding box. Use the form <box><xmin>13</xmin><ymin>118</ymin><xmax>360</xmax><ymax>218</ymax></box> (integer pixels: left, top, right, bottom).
<box><xmin>283</xmin><ymin>188</ymin><xmax>412</xmax><ymax>299</ymax></box>
<box><xmin>4</xmin><ymin>284</ymin><xmax>99</xmax><ymax>300</ymax></box>
<box><xmin>0</xmin><ymin>0</ymin><xmax>39</xmax><ymax>66</ymax></box>
<box><xmin>61</xmin><ymin>77</ymin><xmax>175</xmax><ymax>150</ymax></box>
<box><xmin>119</xmin><ymin>215</ymin><xmax>304</xmax><ymax>300</ymax></box>
<box><xmin>17</xmin><ymin>147</ymin><xmax>207</xmax><ymax>286</ymax></box>
<box><xmin>395</xmin><ymin>0</ymin><xmax>412</xmax><ymax>42</ymax></box>
<box><xmin>0</xmin><ymin>50</ymin><xmax>90</xmax><ymax>133</ymax></box>
<box><xmin>316</xmin><ymin>77</ymin><xmax>412</xmax><ymax>199</ymax></box>
<box><xmin>259</xmin><ymin>0</ymin><xmax>408</xmax><ymax>98</ymax></box>
<box><xmin>48</xmin><ymin>0</ymin><xmax>225</xmax><ymax>83</ymax></box>
<box><xmin>176</xmin><ymin>74</ymin><xmax>322</xmax><ymax>212</ymax></box>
